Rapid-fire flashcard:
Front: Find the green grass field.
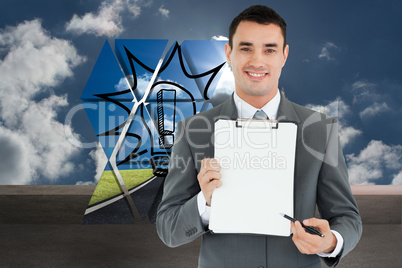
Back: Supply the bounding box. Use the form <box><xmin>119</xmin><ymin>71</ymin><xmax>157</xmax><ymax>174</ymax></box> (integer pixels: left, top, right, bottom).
<box><xmin>88</xmin><ymin>169</ymin><xmax>154</xmax><ymax>206</ymax></box>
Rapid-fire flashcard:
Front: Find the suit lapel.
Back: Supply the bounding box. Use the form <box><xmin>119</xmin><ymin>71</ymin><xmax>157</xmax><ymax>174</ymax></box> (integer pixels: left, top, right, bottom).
<box><xmin>277</xmin><ymin>92</ymin><xmax>301</xmax><ymax>124</ymax></box>
<box><xmin>217</xmin><ymin>93</ymin><xmax>238</xmax><ymax>120</ymax></box>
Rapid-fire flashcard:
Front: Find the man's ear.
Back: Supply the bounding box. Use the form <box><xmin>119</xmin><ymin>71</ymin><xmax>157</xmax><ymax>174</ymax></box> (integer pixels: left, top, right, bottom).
<box><xmin>282</xmin><ymin>44</ymin><xmax>289</xmax><ymax>67</ymax></box>
<box><xmin>225</xmin><ymin>43</ymin><xmax>232</xmax><ymax>65</ymax></box>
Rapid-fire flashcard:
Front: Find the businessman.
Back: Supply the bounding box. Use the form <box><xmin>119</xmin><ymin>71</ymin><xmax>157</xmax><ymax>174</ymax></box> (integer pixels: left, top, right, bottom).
<box><xmin>157</xmin><ymin>5</ymin><xmax>362</xmax><ymax>268</ymax></box>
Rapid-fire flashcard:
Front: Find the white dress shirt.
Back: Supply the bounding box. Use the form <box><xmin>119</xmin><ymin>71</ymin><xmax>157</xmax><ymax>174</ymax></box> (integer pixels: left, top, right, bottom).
<box><xmin>196</xmin><ymin>89</ymin><xmax>343</xmax><ymax>258</ymax></box>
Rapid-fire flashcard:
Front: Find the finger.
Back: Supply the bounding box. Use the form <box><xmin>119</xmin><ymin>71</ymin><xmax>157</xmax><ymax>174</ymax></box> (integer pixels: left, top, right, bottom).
<box><xmin>293</xmin><ymin>221</ymin><xmax>315</xmax><ymax>242</ymax></box>
<box><xmin>198</xmin><ymin>158</ymin><xmax>222</xmax><ymax>206</ymax></box>
<box><xmin>294</xmin><ymin>221</ymin><xmax>306</xmax><ymax>235</ymax></box>
<box><xmin>292</xmin><ymin>222</ymin><xmax>310</xmax><ymax>254</ymax></box>
<box><xmin>206</xmin><ymin>178</ymin><xmax>222</xmax><ymax>189</ymax></box>
<box><xmin>198</xmin><ymin>159</ymin><xmax>216</xmax><ymax>181</ymax></box>
<box><xmin>303</xmin><ymin>218</ymin><xmax>327</xmax><ymax>229</ymax></box>
<box><xmin>198</xmin><ymin>159</ymin><xmax>220</xmax><ymax>180</ymax></box>
<box><xmin>205</xmin><ymin>170</ymin><xmax>222</xmax><ymax>182</ymax></box>
<box><xmin>199</xmin><ymin>159</ymin><xmax>221</xmax><ymax>181</ymax></box>
<box><xmin>290</xmin><ymin>222</ymin><xmax>296</xmax><ymax>234</ymax></box>
<box><xmin>197</xmin><ymin>159</ymin><xmax>210</xmax><ymax>178</ymax></box>
<box><xmin>198</xmin><ymin>171</ymin><xmax>221</xmax><ymax>186</ymax></box>
<box><xmin>303</xmin><ymin>218</ymin><xmax>330</xmax><ymax>236</ymax></box>
<box><xmin>203</xmin><ymin>178</ymin><xmax>223</xmax><ymax>206</ymax></box>
<box><xmin>291</xmin><ymin>221</ymin><xmax>305</xmax><ymax>242</ymax></box>
<box><xmin>293</xmin><ymin>221</ymin><xmax>319</xmax><ymax>254</ymax></box>
<box><xmin>202</xmin><ymin>158</ymin><xmax>221</xmax><ymax>171</ymax></box>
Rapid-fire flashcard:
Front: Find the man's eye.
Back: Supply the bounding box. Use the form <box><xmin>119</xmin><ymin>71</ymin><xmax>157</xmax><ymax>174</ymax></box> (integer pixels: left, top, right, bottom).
<box><xmin>266</xmin><ymin>49</ymin><xmax>276</xmax><ymax>53</ymax></box>
<box><xmin>240</xmin><ymin>47</ymin><xmax>251</xmax><ymax>52</ymax></box>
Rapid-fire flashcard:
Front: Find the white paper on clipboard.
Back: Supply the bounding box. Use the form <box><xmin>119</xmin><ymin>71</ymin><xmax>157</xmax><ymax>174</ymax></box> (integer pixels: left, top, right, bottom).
<box><xmin>209</xmin><ymin>119</ymin><xmax>297</xmax><ymax>236</ymax></box>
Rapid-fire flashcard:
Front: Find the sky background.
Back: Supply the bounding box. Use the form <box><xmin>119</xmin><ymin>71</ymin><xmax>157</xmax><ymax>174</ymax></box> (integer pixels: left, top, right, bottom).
<box><xmin>0</xmin><ymin>0</ymin><xmax>401</xmax><ymax>186</ymax></box>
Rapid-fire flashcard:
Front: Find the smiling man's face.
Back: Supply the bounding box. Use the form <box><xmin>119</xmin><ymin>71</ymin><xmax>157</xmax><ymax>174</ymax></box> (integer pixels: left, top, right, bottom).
<box><xmin>225</xmin><ymin>20</ymin><xmax>289</xmax><ymax>108</ymax></box>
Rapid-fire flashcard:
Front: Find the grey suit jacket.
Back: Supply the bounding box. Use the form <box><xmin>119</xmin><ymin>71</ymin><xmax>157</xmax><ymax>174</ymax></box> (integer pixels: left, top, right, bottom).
<box><xmin>156</xmin><ymin>93</ymin><xmax>362</xmax><ymax>268</ymax></box>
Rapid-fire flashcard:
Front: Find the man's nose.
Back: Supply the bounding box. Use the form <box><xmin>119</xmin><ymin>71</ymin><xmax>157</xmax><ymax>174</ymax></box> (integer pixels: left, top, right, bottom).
<box><xmin>249</xmin><ymin>51</ymin><xmax>265</xmax><ymax>67</ymax></box>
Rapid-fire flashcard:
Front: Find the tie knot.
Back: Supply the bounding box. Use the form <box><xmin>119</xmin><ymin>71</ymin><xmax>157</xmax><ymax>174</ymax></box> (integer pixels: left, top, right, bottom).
<box><xmin>253</xmin><ymin>110</ymin><xmax>268</xmax><ymax>119</ymax></box>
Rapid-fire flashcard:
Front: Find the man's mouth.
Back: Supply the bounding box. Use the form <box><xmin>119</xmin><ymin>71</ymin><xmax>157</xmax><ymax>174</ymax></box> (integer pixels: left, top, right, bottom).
<box><xmin>245</xmin><ymin>71</ymin><xmax>268</xmax><ymax>79</ymax></box>
<box><xmin>247</xmin><ymin>72</ymin><xmax>266</xmax><ymax>77</ymax></box>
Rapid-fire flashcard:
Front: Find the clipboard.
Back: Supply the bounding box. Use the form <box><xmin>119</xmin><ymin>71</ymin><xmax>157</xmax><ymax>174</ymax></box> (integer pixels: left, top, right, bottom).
<box><xmin>209</xmin><ymin>119</ymin><xmax>297</xmax><ymax>236</ymax></box>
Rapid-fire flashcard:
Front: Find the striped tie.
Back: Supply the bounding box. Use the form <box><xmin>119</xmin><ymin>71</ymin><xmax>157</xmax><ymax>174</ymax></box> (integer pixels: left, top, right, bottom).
<box><xmin>253</xmin><ymin>110</ymin><xmax>268</xmax><ymax>119</ymax></box>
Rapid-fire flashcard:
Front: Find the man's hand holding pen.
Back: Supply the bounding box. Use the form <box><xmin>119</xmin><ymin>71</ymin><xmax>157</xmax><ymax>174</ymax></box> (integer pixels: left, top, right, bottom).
<box><xmin>197</xmin><ymin>158</ymin><xmax>222</xmax><ymax>207</ymax></box>
<box><xmin>291</xmin><ymin>218</ymin><xmax>337</xmax><ymax>255</ymax></box>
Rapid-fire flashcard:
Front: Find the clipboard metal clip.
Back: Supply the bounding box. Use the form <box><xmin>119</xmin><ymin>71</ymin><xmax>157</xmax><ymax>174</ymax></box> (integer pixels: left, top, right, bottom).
<box><xmin>235</xmin><ymin>118</ymin><xmax>279</xmax><ymax>129</ymax></box>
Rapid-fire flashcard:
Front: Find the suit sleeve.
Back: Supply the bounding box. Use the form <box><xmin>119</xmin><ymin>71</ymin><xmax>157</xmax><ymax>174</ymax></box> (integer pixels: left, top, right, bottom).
<box><xmin>156</xmin><ymin>120</ymin><xmax>207</xmax><ymax>247</ymax></box>
<box><xmin>317</xmin><ymin>118</ymin><xmax>363</xmax><ymax>267</ymax></box>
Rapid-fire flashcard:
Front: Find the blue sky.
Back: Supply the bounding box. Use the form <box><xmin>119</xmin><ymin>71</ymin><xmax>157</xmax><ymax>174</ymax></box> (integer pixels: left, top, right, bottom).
<box><xmin>0</xmin><ymin>0</ymin><xmax>401</xmax><ymax>185</ymax></box>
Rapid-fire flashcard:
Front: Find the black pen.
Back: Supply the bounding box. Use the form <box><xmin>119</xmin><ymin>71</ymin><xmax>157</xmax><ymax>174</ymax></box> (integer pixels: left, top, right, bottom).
<box><xmin>280</xmin><ymin>213</ymin><xmax>325</xmax><ymax>237</ymax></box>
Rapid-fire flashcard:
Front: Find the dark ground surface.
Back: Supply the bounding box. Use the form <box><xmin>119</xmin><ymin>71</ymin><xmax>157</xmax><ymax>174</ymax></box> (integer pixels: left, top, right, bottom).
<box><xmin>0</xmin><ymin>185</ymin><xmax>401</xmax><ymax>268</ymax></box>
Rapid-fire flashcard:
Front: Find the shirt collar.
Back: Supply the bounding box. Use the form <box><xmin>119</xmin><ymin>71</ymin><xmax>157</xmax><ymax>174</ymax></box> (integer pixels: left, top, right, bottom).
<box><xmin>233</xmin><ymin>89</ymin><xmax>281</xmax><ymax>119</ymax></box>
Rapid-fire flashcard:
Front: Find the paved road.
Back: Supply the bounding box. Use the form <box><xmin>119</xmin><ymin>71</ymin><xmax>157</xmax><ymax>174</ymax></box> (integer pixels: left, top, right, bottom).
<box><xmin>82</xmin><ymin>176</ymin><xmax>164</xmax><ymax>224</ymax></box>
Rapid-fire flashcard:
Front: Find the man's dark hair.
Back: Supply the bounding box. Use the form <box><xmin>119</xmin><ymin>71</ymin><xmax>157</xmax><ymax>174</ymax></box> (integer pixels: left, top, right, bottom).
<box><xmin>229</xmin><ymin>5</ymin><xmax>287</xmax><ymax>49</ymax></box>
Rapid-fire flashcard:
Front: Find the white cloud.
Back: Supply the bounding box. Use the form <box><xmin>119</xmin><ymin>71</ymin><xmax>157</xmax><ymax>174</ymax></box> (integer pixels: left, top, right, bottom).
<box><xmin>114</xmin><ymin>75</ymin><xmax>133</xmax><ymax>92</ymax></box>
<box><xmin>65</xmin><ymin>0</ymin><xmax>145</xmax><ymax>37</ymax></box>
<box><xmin>75</xmin><ymin>181</ymin><xmax>97</xmax><ymax>185</ymax></box>
<box><xmin>0</xmin><ymin>127</ymin><xmax>34</xmax><ymax>184</ymax></box>
<box><xmin>318</xmin><ymin>42</ymin><xmax>338</xmax><ymax>61</ymax></box>
<box><xmin>0</xmin><ymin>20</ymin><xmax>85</xmax><ymax>184</ymax></box>
<box><xmin>127</xmin><ymin>1</ymin><xmax>142</xmax><ymax>17</ymax></box>
<box><xmin>212</xmin><ymin>35</ymin><xmax>229</xmax><ymax>41</ymax></box>
<box><xmin>350</xmin><ymin>79</ymin><xmax>395</xmax><ymax>120</ymax></box>
<box><xmin>212</xmin><ymin>64</ymin><xmax>235</xmax><ymax>96</ymax></box>
<box><xmin>352</xmin><ymin>80</ymin><xmax>376</xmax><ymax>91</ymax></box>
<box><xmin>347</xmin><ymin>140</ymin><xmax>402</xmax><ymax>185</ymax></box>
<box><xmin>135</xmin><ymin>73</ymin><xmax>153</xmax><ymax>98</ymax></box>
<box><xmin>306</xmin><ymin>98</ymin><xmax>349</xmax><ymax>118</ymax></box>
<box><xmin>89</xmin><ymin>142</ymin><xmax>108</xmax><ymax>182</ymax></box>
<box><xmin>158</xmin><ymin>5</ymin><xmax>170</xmax><ymax>18</ymax></box>
<box><xmin>359</xmin><ymin>102</ymin><xmax>390</xmax><ymax>119</ymax></box>
<box><xmin>351</xmin><ymin>80</ymin><xmax>379</xmax><ymax>104</ymax></box>
<box><xmin>339</xmin><ymin>126</ymin><xmax>362</xmax><ymax>147</ymax></box>
<box><xmin>392</xmin><ymin>171</ymin><xmax>402</xmax><ymax>185</ymax></box>
<box><xmin>305</xmin><ymin>98</ymin><xmax>361</xmax><ymax>147</ymax></box>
